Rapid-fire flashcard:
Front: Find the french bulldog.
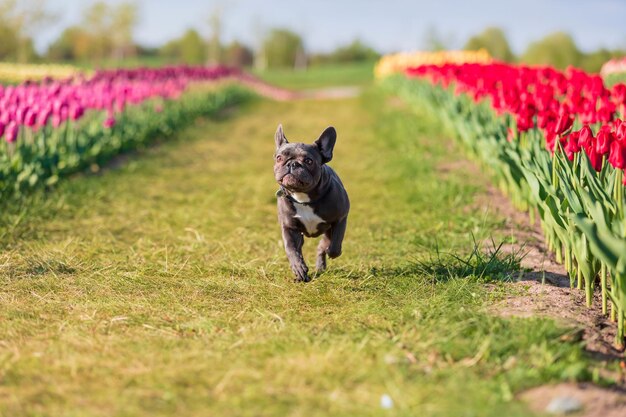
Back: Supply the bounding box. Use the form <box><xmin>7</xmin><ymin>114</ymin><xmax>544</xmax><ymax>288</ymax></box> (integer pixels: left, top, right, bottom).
<box><xmin>274</xmin><ymin>124</ymin><xmax>350</xmax><ymax>282</ymax></box>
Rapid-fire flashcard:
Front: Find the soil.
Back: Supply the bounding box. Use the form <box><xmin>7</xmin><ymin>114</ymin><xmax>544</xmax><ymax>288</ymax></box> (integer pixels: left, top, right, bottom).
<box><xmin>437</xmin><ymin>156</ymin><xmax>623</xmax><ymax>361</ymax></box>
<box><xmin>234</xmin><ymin>74</ymin><xmax>362</xmax><ymax>101</ymax></box>
<box><xmin>437</xmin><ymin>152</ymin><xmax>626</xmax><ymax>415</ymax></box>
<box><xmin>520</xmin><ymin>383</ymin><xmax>626</xmax><ymax>417</ymax></box>
<box><xmin>478</xmin><ymin>183</ymin><xmax>623</xmax><ymax>362</ymax></box>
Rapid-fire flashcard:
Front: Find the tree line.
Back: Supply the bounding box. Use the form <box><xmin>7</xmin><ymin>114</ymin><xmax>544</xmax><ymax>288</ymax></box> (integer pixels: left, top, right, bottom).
<box><xmin>0</xmin><ymin>0</ymin><xmax>623</xmax><ymax>72</ymax></box>
<box><xmin>463</xmin><ymin>27</ymin><xmax>624</xmax><ymax>73</ymax></box>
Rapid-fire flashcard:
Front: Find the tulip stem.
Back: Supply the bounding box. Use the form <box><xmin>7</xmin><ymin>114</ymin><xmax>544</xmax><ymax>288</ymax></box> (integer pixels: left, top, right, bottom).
<box><xmin>551</xmin><ymin>148</ymin><xmax>558</xmax><ymax>188</ymax></box>
<box><xmin>601</xmin><ymin>263</ymin><xmax>607</xmax><ymax>315</ymax></box>
<box><xmin>617</xmin><ymin>306</ymin><xmax>624</xmax><ymax>350</ymax></box>
<box><xmin>615</xmin><ymin>170</ymin><xmax>624</xmax><ymax>219</ymax></box>
<box><xmin>585</xmin><ymin>272</ymin><xmax>593</xmax><ymax>308</ymax></box>
<box><xmin>555</xmin><ymin>241</ymin><xmax>562</xmax><ymax>265</ymax></box>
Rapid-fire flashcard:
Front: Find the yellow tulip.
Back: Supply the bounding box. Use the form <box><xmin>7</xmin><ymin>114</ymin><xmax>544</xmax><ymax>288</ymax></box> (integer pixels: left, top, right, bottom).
<box><xmin>374</xmin><ymin>49</ymin><xmax>492</xmax><ymax>78</ymax></box>
<box><xmin>0</xmin><ymin>62</ymin><xmax>89</xmax><ymax>83</ymax></box>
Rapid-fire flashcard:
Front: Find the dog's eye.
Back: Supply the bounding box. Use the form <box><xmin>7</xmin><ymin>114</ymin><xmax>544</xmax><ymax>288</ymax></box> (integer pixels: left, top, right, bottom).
<box><xmin>304</xmin><ymin>158</ymin><xmax>313</xmax><ymax>165</ymax></box>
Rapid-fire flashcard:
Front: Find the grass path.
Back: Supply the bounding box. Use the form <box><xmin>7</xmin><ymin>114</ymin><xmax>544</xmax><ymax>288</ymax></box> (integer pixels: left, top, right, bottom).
<box><xmin>0</xmin><ymin>91</ymin><xmax>593</xmax><ymax>416</ymax></box>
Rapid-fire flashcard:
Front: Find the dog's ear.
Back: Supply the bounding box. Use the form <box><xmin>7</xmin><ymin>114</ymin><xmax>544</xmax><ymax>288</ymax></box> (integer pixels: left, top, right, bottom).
<box><xmin>314</xmin><ymin>126</ymin><xmax>336</xmax><ymax>164</ymax></box>
<box><xmin>275</xmin><ymin>124</ymin><xmax>288</xmax><ymax>150</ymax></box>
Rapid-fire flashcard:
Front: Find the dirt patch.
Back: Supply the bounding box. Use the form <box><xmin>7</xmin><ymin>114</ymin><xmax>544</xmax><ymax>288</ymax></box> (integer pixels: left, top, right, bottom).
<box><xmin>436</xmin><ymin>155</ymin><xmax>624</xmax><ymax>361</ymax></box>
<box><xmin>480</xmin><ymin>183</ymin><xmax>623</xmax><ymax>361</ymax></box>
<box><xmin>235</xmin><ymin>74</ymin><xmax>361</xmax><ymax>101</ymax></box>
<box><xmin>299</xmin><ymin>86</ymin><xmax>362</xmax><ymax>100</ymax></box>
<box><xmin>433</xmin><ymin>133</ymin><xmax>626</xmax><ymax>413</ymax></box>
<box><xmin>520</xmin><ymin>383</ymin><xmax>626</xmax><ymax>417</ymax></box>
<box><xmin>437</xmin><ymin>159</ymin><xmax>478</xmax><ymax>176</ymax></box>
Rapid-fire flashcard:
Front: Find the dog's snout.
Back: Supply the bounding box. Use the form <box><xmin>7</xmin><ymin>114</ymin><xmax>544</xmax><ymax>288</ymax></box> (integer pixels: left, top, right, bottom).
<box><xmin>287</xmin><ymin>160</ymin><xmax>302</xmax><ymax>171</ymax></box>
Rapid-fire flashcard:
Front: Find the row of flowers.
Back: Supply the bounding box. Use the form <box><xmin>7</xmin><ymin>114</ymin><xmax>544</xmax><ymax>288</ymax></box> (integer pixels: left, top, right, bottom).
<box><xmin>383</xmin><ymin>62</ymin><xmax>626</xmax><ymax>347</ymax></box>
<box><xmin>406</xmin><ymin>63</ymin><xmax>626</xmax><ymax>174</ymax></box>
<box><xmin>0</xmin><ymin>65</ymin><xmax>251</xmax><ymax>200</ymax></box>
<box><xmin>0</xmin><ymin>62</ymin><xmax>87</xmax><ymax>84</ymax></box>
<box><xmin>374</xmin><ymin>49</ymin><xmax>492</xmax><ymax>79</ymax></box>
<box><xmin>0</xmin><ymin>66</ymin><xmax>242</xmax><ymax>141</ymax></box>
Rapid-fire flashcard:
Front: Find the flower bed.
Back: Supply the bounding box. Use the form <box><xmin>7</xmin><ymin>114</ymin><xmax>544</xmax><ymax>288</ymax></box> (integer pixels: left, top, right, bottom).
<box><xmin>0</xmin><ymin>66</ymin><xmax>251</xmax><ymax>200</ymax></box>
<box><xmin>383</xmin><ymin>62</ymin><xmax>626</xmax><ymax>346</ymax></box>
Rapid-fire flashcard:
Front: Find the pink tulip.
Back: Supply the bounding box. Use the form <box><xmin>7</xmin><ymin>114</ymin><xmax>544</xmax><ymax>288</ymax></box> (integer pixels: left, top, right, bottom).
<box><xmin>5</xmin><ymin>122</ymin><xmax>19</xmax><ymax>143</ymax></box>
<box><xmin>103</xmin><ymin>113</ymin><xmax>116</xmax><ymax>129</ymax></box>
<box><xmin>0</xmin><ymin>65</ymin><xmax>240</xmax><ymax>139</ymax></box>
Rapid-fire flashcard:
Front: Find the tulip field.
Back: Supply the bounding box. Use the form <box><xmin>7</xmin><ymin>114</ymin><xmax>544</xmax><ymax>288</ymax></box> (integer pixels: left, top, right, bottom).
<box><xmin>4</xmin><ymin>55</ymin><xmax>626</xmax><ymax>415</ymax></box>
<box><xmin>0</xmin><ymin>65</ymin><xmax>250</xmax><ymax>200</ymax></box>
<box><xmin>382</xmin><ymin>60</ymin><xmax>626</xmax><ymax>346</ymax></box>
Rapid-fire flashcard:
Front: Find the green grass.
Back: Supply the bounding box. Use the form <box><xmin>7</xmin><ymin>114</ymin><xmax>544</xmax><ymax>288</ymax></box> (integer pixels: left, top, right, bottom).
<box><xmin>253</xmin><ymin>61</ymin><xmax>375</xmax><ymax>89</ymax></box>
<box><xmin>52</xmin><ymin>56</ymin><xmax>176</xmax><ymax>71</ymax></box>
<box><xmin>0</xmin><ymin>89</ymin><xmax>604</xmax><ymax>417</ymax></box>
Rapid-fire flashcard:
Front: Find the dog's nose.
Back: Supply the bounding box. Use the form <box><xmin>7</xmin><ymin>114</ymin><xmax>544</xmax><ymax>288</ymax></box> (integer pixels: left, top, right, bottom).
<box><xmin>287</xmin><ymin>160</ymin><xmax>302</xmax><ymax>171</ymax></box>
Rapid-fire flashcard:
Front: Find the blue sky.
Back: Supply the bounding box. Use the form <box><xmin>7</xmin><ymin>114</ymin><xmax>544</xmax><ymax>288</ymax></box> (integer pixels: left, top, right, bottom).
<box><xmin>37</xmin><ymin>0</ymin><xmax>626</xmax><ymax>54</ymax></box>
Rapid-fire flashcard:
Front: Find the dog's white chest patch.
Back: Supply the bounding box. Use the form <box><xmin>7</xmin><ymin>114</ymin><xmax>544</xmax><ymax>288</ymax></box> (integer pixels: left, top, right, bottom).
<box><xmin>293</xmin><ymin>203</ymin><xmax>325</xmax><ymax>235</ymax></box>
<box><xmin>291</xmin><ymin>192</ymin><xmax>310</xmax><ymax>203</ymax></box>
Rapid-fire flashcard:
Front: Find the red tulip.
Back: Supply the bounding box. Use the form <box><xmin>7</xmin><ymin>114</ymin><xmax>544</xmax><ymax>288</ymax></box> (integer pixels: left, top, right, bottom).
<box><xmin>616</xmin><ymin>119</ymin><xmax>626</xmax><ymax>140</ymax></box>
<box><xmin>564</xmin><ymin>131</ymin><xmax>581</xmax><ymax>161</ymax></box>
<box><xmin>577</xmin><ymin>125</ymin><xmax>594</xmax><ymax>148</ymax></box>
<box><xmin>595</xmin><ymin>125</ymin><xmax>614</xmax><ymax>155</ymax></box>
<box><xmin>554</xmin><ymin>112</ymin><xmax>574</xmax><ymax>135</ymax></box>
<box><xmin>608</xmin><ymin>140</ymin><xmax>626</xmax><ymax>169</ymax></box>
<box><xmin>585</xmin><ymin>144</ymin><xmax>603</xmax><ymax>171</ymax></box>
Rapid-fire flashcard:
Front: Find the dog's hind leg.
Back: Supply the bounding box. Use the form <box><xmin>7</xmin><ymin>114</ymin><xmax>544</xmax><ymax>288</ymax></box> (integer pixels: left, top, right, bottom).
<box><xmin>327</xmin><ymin>217</ymin><xmax>347</xmax><ymax>259</ymax></box>
<box><xmin>316</xmin><ymin>231</ymin><xmax>331</xmax><ymax>272</ymax></box>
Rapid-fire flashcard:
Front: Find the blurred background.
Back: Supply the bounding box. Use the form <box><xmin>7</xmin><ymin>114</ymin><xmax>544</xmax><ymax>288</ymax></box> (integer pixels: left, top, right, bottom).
<box><xmin>0</xmin><ymin>0</ymin><xmax>625</xmax><ymax>82</ymax></box>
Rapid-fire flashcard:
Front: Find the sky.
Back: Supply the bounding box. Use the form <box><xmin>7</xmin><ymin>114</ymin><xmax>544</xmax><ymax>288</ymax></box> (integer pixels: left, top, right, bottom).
<box><xmin>36</xmin><ymin>0</ymin><xmax>626</xmax><ymax>54</ymax></box>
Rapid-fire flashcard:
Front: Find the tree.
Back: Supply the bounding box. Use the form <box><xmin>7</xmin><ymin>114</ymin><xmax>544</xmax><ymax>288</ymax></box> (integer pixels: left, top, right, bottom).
<box><xmin>223</xmin><ymin>41</ymin><xmax>254</xmax><ymax>67</ymax></box>
<box><xmin>308</xmin><ymin>39</ymin><xmax>379</xmax><ymax>65</ymax></box>
<box><xmin>261</xmin><ymin>29</ymin><xmax>305</xmax><ymax>69</ymax></box>
<box><xmin>206</xmin><ymin>7</ymin><xmax>222</xmax><ymax>65</ymax></box>
<box><xmin>111</xmin><ymin>2</ymin><xmax>138</xmax><ymax>60</ymax></box>
<box><xmin>0</xmin><ymin>19</ymin><xmax>19</xmax><ymax>60</ymax></box>
<box><xmin>464</xmin><ymin>27</ymin><xmax>514</xmax><ymax>62</ymax></box>
<box><xmin>521</xmin><ymin>32</ymin><xmax>582</xmax><ymax>69</ymax></box>
<box><xmin>0</xmin><ymin>0</ymin><xmax>56</xmax><ymax>62</ymax></box>
<box><xmin>46</xmin><ymin>26</ymin><xmax>91</xmax><ymax>61</ymax></box>
<box><xmin>82</xmin><ymin>1</ymin><xmax>112</xmax><ymax>62</ymax></box>
<box><xmin>74</xmin><ymin>1</ymin><xmax>138</xmax><ymax>62</ymax></box>
<box><xmin>331</xmin><ymin>39</ymin><xmax>379</xmax><ymax>62</ymax></box>
<box><xmin>159</xmin><ymin>29</ymin><xmax>207</xmax><ymax>64</ymax></box>
<box><xmin>180</xmin><ymin>29</ymin><xmax>207</xmax><ymax>64</ymax></box>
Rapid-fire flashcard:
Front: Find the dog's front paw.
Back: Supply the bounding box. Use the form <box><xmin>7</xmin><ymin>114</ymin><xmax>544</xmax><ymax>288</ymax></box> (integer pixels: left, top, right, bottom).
<box><xmin>292</xmin><ymin>263</ymin><xmax>310</xmax><ymax>283</ymax></box>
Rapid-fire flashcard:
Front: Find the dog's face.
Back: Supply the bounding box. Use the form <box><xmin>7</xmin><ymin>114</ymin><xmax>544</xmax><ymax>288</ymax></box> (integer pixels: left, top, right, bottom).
<box><xmin>273</xmin><ymin>125</ymin><xmax>336</xmax><ymax>193</ymax></box>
